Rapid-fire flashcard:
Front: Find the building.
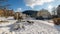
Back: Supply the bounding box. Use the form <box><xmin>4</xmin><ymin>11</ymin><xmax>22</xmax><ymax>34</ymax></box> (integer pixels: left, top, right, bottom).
<box><xmin>37</xmin><ymin>9</ymin><xmax>51</xmax><ymax>19</ymax></box>
<box><xmin>0</xmin><ymin>9</ymin><xmax>14</xmax><ymax>17</ymax></box>
<box><xmin>0</xmin><ymin>9</ymin><xmax>4</xmax><ymax>16</ymax></box>
<box><xmin>7</xmin><ymin>10</ymin><xmax>14</xmax><ymax>16</ymax></box>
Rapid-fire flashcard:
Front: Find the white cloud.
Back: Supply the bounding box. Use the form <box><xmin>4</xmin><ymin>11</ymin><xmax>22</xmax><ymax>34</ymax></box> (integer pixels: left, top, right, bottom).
<box><xmin>47</xmin><ymin>5</ymin><xmax>58</xmax><ymax>15</ymax></box>
<box><xmin>24</xmin><ymin>0</ymin><xmax>54</xmax><ymax>8</ymax></box>
<box><xmin>15</xmin><ymin>8</ymin><xmax>22</xmax><ymax>12</ymax></box>
<box><xmin>47</xmin><ymin>5</ymin><xmax>53</xmax><ymax>13</ymax></box>
<box><xmin>48</xmin><ymin>5</ymin><xmax>53</xmax><ymax>10</ymax></box>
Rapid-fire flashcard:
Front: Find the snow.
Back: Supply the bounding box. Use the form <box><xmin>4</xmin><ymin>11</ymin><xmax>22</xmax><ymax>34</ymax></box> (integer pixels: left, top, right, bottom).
<box><xmin>7</xmin><ymin>16</ymin><xmax>14</xmax><ymax>20</ymax></box>
<box><xmin>0</xmin><ymin>17</ymin><xmax>7</xmax><ymax>21</ymax></box>
<box><xmin>0</xmin><ymin>17</ymin><xmax>60</xmax><ymax>34</ymax></box>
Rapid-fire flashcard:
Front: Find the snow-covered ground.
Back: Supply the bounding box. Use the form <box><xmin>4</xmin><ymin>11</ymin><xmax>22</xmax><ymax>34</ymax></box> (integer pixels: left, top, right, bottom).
<box><xmin>0</xmin><ymin>17</ymin><xmax>60</xmax><ymax>34</ymax></box>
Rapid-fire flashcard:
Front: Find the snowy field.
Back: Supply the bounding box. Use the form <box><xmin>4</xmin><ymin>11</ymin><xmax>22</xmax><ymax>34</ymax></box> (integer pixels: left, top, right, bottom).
<box><xmin>0</xmin><ymin>17</ymin><xmax>60</xmax><ymax>34</ymax></box>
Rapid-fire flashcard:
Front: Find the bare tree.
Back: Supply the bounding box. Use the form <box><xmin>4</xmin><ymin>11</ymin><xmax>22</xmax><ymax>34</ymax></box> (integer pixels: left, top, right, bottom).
<box><xmin>51</xmin><ymin>7</ymin><xmax>58</xmax><ymax>18</ymax></box>
<box><xmin>57</xmin><ymin>5</ymin><xmax>60</xmax><ymax>17</ymax></box>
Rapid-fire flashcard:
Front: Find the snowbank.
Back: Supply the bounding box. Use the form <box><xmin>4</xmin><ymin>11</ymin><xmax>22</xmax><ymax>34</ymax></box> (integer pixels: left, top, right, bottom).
<box><xmin>0</xmin><ymin>17</ymin><xmax>60</xmax><ymax>34</ymax></box>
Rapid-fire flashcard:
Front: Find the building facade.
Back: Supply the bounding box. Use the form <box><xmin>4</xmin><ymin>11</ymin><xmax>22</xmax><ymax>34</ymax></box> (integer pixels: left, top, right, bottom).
<box><xmin>0</xmin><ymin>9</ymin><xmax>14</xmax><ymax>17</ymax></box>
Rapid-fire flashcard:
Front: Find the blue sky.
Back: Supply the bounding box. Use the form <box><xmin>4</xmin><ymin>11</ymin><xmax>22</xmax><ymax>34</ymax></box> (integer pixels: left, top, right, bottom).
<box><xmin>6</xmin><ymin>0</ymin><xmax>60</xmax><ymax>12</ymax></box>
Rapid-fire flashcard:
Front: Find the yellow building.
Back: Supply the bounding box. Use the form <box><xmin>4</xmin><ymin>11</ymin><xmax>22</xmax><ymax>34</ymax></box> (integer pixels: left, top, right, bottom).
<box><xmin>0</xmin><ymin>9</ymin><xmax>4</xmax><ymax>16</ymax></box>
<box><xmin>37</xmin><ymin>9</ymin><xmax>51</xmax><ymax>18</ymax></box>
<box><xmin>0</xmin><ymin>9</ymin><xmax>14</xmax><ymax>17</ymax></box>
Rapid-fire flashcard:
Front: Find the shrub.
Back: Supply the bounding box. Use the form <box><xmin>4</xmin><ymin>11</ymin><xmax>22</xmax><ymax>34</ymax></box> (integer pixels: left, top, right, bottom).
<box><xmin>53</xmin><ymin>18</ymin><xmax>60</xmax><ymax>25</ymax></box>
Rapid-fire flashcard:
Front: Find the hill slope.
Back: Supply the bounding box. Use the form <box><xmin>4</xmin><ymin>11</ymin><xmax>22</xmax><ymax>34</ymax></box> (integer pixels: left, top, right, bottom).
<box><xmin>22</xmin><ymin>10</ymin><xmax>38</xmax><ymax>17</ymax></box>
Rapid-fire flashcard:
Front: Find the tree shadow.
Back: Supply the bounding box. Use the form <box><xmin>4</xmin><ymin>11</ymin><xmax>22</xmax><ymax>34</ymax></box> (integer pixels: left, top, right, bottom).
<box><xmin>54</xmin><ymin>25</ymin><xmax>60</xmax><ymax>32</ymax></box>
